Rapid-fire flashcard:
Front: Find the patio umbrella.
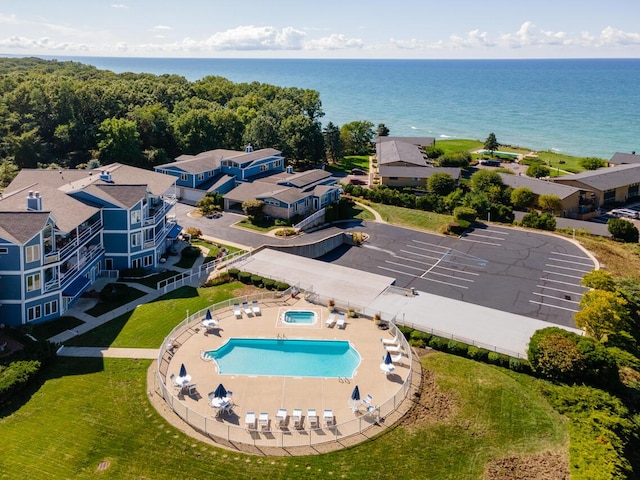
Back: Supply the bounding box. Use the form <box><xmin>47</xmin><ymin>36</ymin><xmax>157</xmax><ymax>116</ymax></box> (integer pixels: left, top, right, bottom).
<box><xmin>213</xmin><ymin>383</ymin><xmax>227</xmax><ymax>399</ymax></box>
<box><xmin>384</xmin><ymin>351</ymin><xmax>392</xmax><ymax>365</ymax></box>
<box><xmin>179</xmin><ymin>363</ymin><xmax>187</xmax><ymax>378</ymax></box>
<box><xmin>205</xmin><ymin>309</ymin><xmax>212</xmax><ymax>321</ymax></box>
<box><xmin>350</xmin><ymin>385</ymin><xmax>360</xmax><ymax>402</ymax></box>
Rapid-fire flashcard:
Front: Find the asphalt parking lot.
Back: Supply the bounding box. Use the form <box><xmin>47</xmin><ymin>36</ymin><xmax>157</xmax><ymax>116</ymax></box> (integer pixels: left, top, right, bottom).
<box><xmin>175</xmin><ymin>203</ymin><xmax>595</xmax><ymax>328</ymax></box>
<box><xmin>320</xmin><ymin>222</ymin><xmax>595</xmax><ymax>327</ymax></box>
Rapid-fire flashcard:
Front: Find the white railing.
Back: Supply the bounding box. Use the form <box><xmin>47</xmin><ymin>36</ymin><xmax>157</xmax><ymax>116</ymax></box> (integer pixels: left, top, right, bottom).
<box><xmin>44</xmin><ymin>218</ymin><xmax>103</xmax><ymax>264</ymax></box>
<box><xmin>293</xmin><ymin>208</ymin><xmax>326</xmax><ymax>231</ymax></box>
<box><xmin>59</xmin><ymin>245</ymin><xmax>104</xmax><ymax>288</ymax></box>
<box><xmin>144</xmin><ymin>195</ymin><xmax>177</xmax><ymax>226</ymax></box>
<box><xmin>156</xmin><ymin>292</ymin><xmax>414</xmax><ymax>449</ymax></box>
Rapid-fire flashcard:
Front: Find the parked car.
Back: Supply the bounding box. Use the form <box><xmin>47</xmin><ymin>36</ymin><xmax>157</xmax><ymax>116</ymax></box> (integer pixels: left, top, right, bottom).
<box><xmin>610</xmin><ymin>208</ymin><xmax>639</xmax><ymax>219</ymax></box>
<box><xmin>351</xmin><ymin>168</ymin><xmax>367</xmax><ymax>175</ymax></box>
<box><xmin>480</xmin><ymin>159</ymin><xmax>501</xmax><ymax>167</ymax></box>
<box><xmin>350</xmin><ymin>178</ymin><xmax>367</xmax><ymax>185</ymax></box>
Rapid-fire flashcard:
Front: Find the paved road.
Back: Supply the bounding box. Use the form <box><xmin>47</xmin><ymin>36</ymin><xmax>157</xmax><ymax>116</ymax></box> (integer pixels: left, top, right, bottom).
<box><xmin>174</xmin><ymin>203</ymin><xmax>596</xmax><ymax>328</ymax></box>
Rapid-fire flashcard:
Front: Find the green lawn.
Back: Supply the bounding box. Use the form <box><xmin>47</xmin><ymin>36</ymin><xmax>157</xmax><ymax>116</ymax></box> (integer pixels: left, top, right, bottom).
<box><xmin>436</xmin><ymin>139</ymin><xmax>483</xmax><ymax>154</ymax></box>
<box><xmin>236</xmin><ymin>218</ymin><xmax>280</xmax><ymax>232</ymax></box>
<box><xmin>327</xmin><ymin>155</ymin><xmax>370</xmax><ymax>174</ymax></box>
<box><xmin>192</xmin><ymin>239</ymin><xmax>245</xmax><ymax>263</ymax></box>
<box><xmin>371</xmin><ymin>203</ymin><xmax>453</xmax><ymax>232</ymax></box>
<box><xmin>64</xmin><ymin>283</ymin><xmax>246</xmax><ymax>348</ymax></box>
<box><xmin>0</xmin><ymin>353</ymin><xmax>567</xmax><ymax>479</ymax></box>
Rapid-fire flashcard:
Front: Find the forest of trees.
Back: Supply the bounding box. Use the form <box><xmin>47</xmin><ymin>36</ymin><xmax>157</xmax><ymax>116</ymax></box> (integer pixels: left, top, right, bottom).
<box><xmin>0</xmin><ymin>57</ymin><xmax>334</xmax><ymax>184</ymax></box>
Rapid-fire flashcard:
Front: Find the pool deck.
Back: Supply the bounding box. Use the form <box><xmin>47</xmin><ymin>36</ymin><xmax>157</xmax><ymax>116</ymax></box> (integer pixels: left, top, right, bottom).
<box><xmin>161</xmin><ymin>296</ymin><xmax>413</xmax><ymax>451</ymax></box>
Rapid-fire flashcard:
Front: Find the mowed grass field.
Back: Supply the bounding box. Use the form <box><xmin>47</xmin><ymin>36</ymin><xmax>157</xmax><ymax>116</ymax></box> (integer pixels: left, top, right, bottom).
<box><xmin>0</xmin><ymin>353</ymin><xmax>567</xmax><ymax>480</ymax></box>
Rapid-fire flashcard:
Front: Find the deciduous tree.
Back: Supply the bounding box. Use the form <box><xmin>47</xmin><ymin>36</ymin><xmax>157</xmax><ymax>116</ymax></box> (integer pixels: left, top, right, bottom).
<box><xmin>575</xmin><ymin>289</ymin><xmax>629</xmax><ymax>341</ymax></box>
<box><xmin>607</xmin><ymin>218</ymin><xmax>639</xmax><ymax>243</ymax></box>
<box><xmin>427</xmin><ymin>172</ymin><xmax>456</xmax><ymax>196</ymax></box>
<box><xmin>537</xmin><ymin>194</ymin><xmax>562</xmax><ymax>214</ymax></box>
<box><xmin>510</xmin><ymin>187</ymin><xmax>535</xmax><ymax>210</ymax></box>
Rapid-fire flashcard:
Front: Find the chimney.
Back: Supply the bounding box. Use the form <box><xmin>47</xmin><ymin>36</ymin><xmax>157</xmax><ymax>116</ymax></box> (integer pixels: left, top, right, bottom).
<box><xmin>286</xmin><ymin>165</ymin><xmax>293</xmax><ymax>174</ymax></box>
<box><xmin>245</xmin><ymin>144</ymin><xmax>253</xmax><ymax>153</ymax></box>
<box><xmin>26</xmin><ymin>191</ymin><xmax>43</xmax><ymax>211</ymax></box>
<box><xmin>99</xmin><ymin>170</ymin><xmax>112</xmax><ymax>182</ymax></box>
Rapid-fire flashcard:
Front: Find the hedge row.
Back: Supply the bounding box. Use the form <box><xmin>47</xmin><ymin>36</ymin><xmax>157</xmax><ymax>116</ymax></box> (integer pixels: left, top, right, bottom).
<box><xmin>0</xmin><ymin>360</ymin><xmax>41</xmax><ymax>406</ymax></box>
<box><xmin>399</xmin><ymin>326</ymin><xmax>530</xmax><ymax>373</ymax></box>
<box><xmin>227</xmin><ymin>268</ymin><xmax>289</xmax><ymax>291</ymax></box>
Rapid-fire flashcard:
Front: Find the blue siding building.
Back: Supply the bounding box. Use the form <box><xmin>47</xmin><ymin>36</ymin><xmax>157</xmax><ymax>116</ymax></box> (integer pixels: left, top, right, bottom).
<box><xmin>0</xmin><ymin>164</ymin><xmax>178</xmax><ymax>327</ymax></box>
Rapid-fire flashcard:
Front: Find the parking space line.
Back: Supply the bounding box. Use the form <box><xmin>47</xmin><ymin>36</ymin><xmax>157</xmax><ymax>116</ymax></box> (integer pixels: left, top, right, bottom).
<box><xmin>543</xmin><ymin>270</ymin><xmax>584</xmax><ymax>280</ymax></box>
<box><xmin>532</xmin><ymin>292</ymin><xmax>580</xmax><ymax>304</ymax></box>
<box><xmin>536</xmin><ymin>284</ymin><xmax>585</xmax><ymax>296</ymax></box>
<box><xmin>549</xmin><ymin>251</ymin><xmax>592</xmax><ymax>260</ymax></box>
<box><xmin>529</xmin><ymin>300</ymin><xmax>580</xmax><ymax>312</ymax></box>
<box><xmin>465</xmin><ymin>232</ymin><xmax>506</xmax><ymax>241</ymax></box>
<box><xmin>426</xmin><ymin>270</ymin><xmax>475</xmax><ymax>282</ymax></box>
<box><xmin>377</xmin><ymin>265</ymin><xmax>469</xmax><ymax>289</ymax></box>
<box><xmin>432</xmin><ymin>265</ymin><xmax>479</xmax><ymax>276</ymax></box>
<box><xmin>411</xmin><ymin>240</ymin><xmax>451</xmax><ymax>252</ymax></box>
<box><xmin>399</xmin><ymin>249</ymin><xmax>442</xmax><ymax>262</ymax></box>
<box><xmin>458</xmin><ymin>237</ymin><xmax>502</xmax><ymax>246</ymax></box>
<box><xmin>547</xmin><ymin>257</ymin><xmax>594</xmax><ymax>268</ymax></box>
<box><xmin>545</xmin><ymin>264</ymin><xmax>592</xmax><ymax>274</ymax></box>
<box><xmin>385</xmin><ymin>260</ymin><xmax>426</xmax><ymax>273</ymax></box>
<box><xmin>542</xmin><ymin>277</ymin><xmax>586</xmax><ymax>287</ymax></box>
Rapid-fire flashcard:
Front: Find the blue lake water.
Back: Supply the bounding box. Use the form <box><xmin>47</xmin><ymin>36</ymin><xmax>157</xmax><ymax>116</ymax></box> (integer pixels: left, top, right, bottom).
<box><xmin>39</xmin><ymin>56</ymin><xmax>640</xmax><ymax>158</ymax></box>
<box><xmin>205</xmin><ymin>338</ymin><xmax>360</xmax><ymax>378</ymax></box>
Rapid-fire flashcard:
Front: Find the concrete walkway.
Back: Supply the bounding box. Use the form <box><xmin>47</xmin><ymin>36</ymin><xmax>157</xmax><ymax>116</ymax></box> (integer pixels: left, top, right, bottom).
<box><xmin>57</xmin><ymin>346</ymin><xmax>159</xmax><ymax>359</ymax></box>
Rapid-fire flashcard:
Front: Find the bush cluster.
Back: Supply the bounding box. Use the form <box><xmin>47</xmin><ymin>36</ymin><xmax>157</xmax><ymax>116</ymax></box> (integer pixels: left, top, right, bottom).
<box><xmin>99</xmin><ymin>283</ymin><xmax>130</xmax><ymax>302</ymax></box>
<box><xmin>226</xmin><ymin>269</ymin><xmax>289</xmax><ymax>291</ymax></box>
<box><xmin>181</xmin><ymin>245</ymin><xmax>201</xmax><ymax>258</ymax></box>
<box><xmin>400</xmin><ymin>326</ymin><xmax>529</xmax><ymax>372</ymax></box>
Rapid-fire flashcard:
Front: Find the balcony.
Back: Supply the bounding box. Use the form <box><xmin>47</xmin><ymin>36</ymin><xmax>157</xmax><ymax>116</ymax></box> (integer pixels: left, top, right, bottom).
<box><xmin>143</xmin><ymin>220</ymin><xmax>177</xmax><ymax>249</ymax></box>
<box><xmin>59</xmin><ymin>244</ymin><xmax>104</xmax><ymax>289</ymax></box>
<box><xmin>144</xmin><ymin>195</ymin><xmax>177</xmax><ymax>226</ymax></box>
<box><xmin>44</xmin><ymin>218</ymin><xmax>103</xmax><ymax>265</ymax></box>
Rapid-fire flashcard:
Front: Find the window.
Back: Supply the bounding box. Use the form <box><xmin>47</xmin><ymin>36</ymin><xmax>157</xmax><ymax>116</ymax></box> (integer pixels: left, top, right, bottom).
<box><xmin>197</xmin><ymin>173</ymin><xmax>204</xmax><ymax>181</ymax></box>
<box><xmin>27</xmin><ymin>273</ymin><xmax>41</xmax><ymax>292</ymax></box>
<box><xmin>27</xmin><ymin>305</ymin><xmax>42</xmax><ymax>322</ymax></box>
<box><xmin>130</xmin><ymin>209</ymin><xmax>141</xmax><ymax>225</ymax></box>
<box><xmin>180</xmin><ymin>173</ymin><xmax>188</xmax><ymax>181</ymax></box>
<box><xmin>26</xmin><ymin>244</ymin><xmax>40</xmax><ymax>263</ymax></box>
<box><xmin>131</xmin><ymin>233</ymin><xmax>141</xmax><ymax>248</ymax></box>
<box><xmin>273</xmin><ymin>160</ymin><xmax>282</xmax><ymax>167</ymax></box>
<box><xmin>603</xmin><ymin>189</ymin><xmax>616</xmax><ymax>204</ymax></box>
<box><xmin>0</xmin><ymin>247</ymin><xmax>7</xmax><ymax>254</ymax></box>
<box><xmin>143</xmin><ymin>255</ymin><xmax>153</xmax><ymax>267</ymax></box>
<box><xmin>260</xmin><ymin>164</ymin><xmax>269</xmax><ymax>172</ymax></box>
<box><xmin>45</xmin><ymin>300</ymin><xmax>58</xmax><ymax>316</ymax></box>
<box><xmin>132</xmin><ymin>258</ymin><xmax>142</xmax><ymax>269</ymax></box>
<box><xmin>105</xmin><ymin>258</ymin><xmax>113</xmax><ymax>270</ymax></box>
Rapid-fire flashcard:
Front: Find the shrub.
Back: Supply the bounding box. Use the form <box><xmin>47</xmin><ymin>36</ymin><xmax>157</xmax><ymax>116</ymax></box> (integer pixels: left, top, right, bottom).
<box><xmin>409</xmin><ymin>330</ymin><xmax>432</xmax><ymax>348</ymax></box>
<box><xmin>0</xmin><ymin>360</ymin><xmax>42</xmax><ymax>406</ymax></box>
<box><xmin>181</xmin><ymin>245</ymin><xmax>201</xmax><ymax>258</ymax></box>
<box><xmin>237</xmin><ymin>271</ymin><xmax>252</xmax><ymax>284</ymax></box>
<box><xmin>521</xmin><ymin>211</ymin><xmax>556</xmax><ymax>231</ymax></box>
<box><xmin>608</xmin><ymin>218</ymin><xmax>639</xmax><ymax>243</ymax></box>
<box><xmin>184</xmin><ymin>226</ymin><xmax>202</xmax><ymax>239</ymax></box>
<box><xmin>467</xmin><ymin>346</ymin><xmax>489</xmax><ymax>362</ymax></box>
<box><xmin>275</xmin><ymin>282</ymin><xmax>290</xmax><ymax>291</ymax></box>
<box><xmin>428</xmin><ymin>336</ymin><xmax>447</xmax><ymax>351</ymax></box>
<box><xmin>250</xmin><ymin>275</ymin><xmax>264</xmax><ymax>287</ymax></box>
<box><xmin>275</xmin><ymin>227</ymin><xmax>296</xmax><ymax>237</ymax></box>
<box><xmin>262</xmin><ymin>278</ymin><xmax>276</xmax><ymax>290</ymax></box>
<box><xmin>100</xmin><ymin>283</ymin><xmax>130</xmax><ymax>302</ymax></box>
<box><xmin>227</xmin><ymin>268</ymin><xmax>240</xmax><ymax>279</ymax></box>
<box><xmin>487</xmin><ymin>352</ymin><xmax>500</xmax><ymax>364</ymax></box>
<box><xmin>447</xmin><ymin>340</ymin><xmax>467</xmax><ymax>355</ymax></box>
<box><xmin>119</xmin><ymin>267</ymin><xmax>146</xmax><ymax>278</ymax></box>
<box><xmin>203</xmin><ymin>273</ymin><xmax>231</xmax><ymax>287</ymax></box>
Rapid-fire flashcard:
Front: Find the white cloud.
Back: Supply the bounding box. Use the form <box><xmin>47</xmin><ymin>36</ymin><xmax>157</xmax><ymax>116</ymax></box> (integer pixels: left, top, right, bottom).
<box><xmin>598</xmin><ymin>26</ymin><xmax>640</xmax><ymax>46</ymax></box>
<box><xmin>389</xmin><ymin>38</ymin><xmax>423</xmax><ymax>50</ymax></box>
<box><xmin>0</xmin><ymin>13</ymin><xmax>19</xmax><ymax>24</ymax></box>
<box><xmin>152</xmin><ymin>25</ymin><xmax>172</xmax><ymax>31</ymax></box>
<box><xmin>305</xmin><ymin>33</ymin><xmax>363</xmax><ymax>50</ymax></box>
<box><xmin>202</xmin><ymin>25</ymin><xmax>306</xmax><ymax>50</ymax></box>
<box><xmin>111</xmin><ymin>4</ymin><xmax>128</xmax><ymax>9</ymax></box>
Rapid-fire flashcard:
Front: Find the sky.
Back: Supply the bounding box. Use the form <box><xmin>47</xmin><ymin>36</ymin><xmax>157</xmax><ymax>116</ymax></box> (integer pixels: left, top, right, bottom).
<box><xmin>1</xmin><ymin>0</ymin><xmax>640</xmax><ymax>59</ymax></box>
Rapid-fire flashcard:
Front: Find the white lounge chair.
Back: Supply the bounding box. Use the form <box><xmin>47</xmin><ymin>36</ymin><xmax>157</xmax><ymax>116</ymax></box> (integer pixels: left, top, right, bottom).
<box><xmin>325</xmin><ymin>313</ymin><xmax>336</xmax><ymax>328</ymax></box>
<box><xmin>169</xmin><ymin>373</ymin><xmax>181</xmax><ymax>390</ymax></box>
<box><xmin>242</xmin><ymin>301</ymin><xmax>253</xmax><ymax>316</ymax></box>
<box><xmin>391</xmin><ymin>353</ymin><xmax>404</xmax><ymax>364</ymax></box>
<box><xmin>245</xmin><ymin>411</ymin><xmax>257</xmax><ymax>430</ymax></box>
<box><xmin>323</xmin><ymin>409</ymin><xmax>335</xmax><ymax>427</ymax></box>
<box><xmin>385</xmin><ymin>344</ymin><xmax>403</xmax><ymax>353</ymax></box>
<box><xmin>336</xmin><ymin>315</ymin><xmax>346</xmax><ymax>329</ymax></box>
<box><xmin>252</xmin><ymin>300</ymin><xmax>261</xmax><ymax>315</ymax></box>
<box><xmin>258</xmin><ymin>412</ymin><xmax>269</xmax><ymax>431</ymax></box>
<box><xmin>233</xmin><ymin>303</ymin><xmax>242</xmax><ymax>319</ymax></box>
<box><xmin>292</xmin><ymin>408</ymin><xmax>303</xmax><ymax>429</ymax></box>
<box><xmin>307</xmin><ymin>409</ymin><xmax>319</xmax><ymax>429</ymax></box>
<box><xmin>276</xmin><ymin>408</ymin><xmax>287</xmax><ymax>428</ymax></box>
<box><xmin>381</xmin><ymin>333</ymin><xmax>398</xmax><ymax>345</ymax></box>
<box><xmin>361</xmin><ymin>394</ymin><xmax>373</xmax><ymax>407</ymax></box>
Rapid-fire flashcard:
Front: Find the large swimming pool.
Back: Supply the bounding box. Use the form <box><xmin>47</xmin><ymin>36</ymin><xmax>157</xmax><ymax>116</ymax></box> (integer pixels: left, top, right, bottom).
<box><xmin>204</xmin><ymin>338</ymin><xmax>361</xmax><ymax>378</ymax></box>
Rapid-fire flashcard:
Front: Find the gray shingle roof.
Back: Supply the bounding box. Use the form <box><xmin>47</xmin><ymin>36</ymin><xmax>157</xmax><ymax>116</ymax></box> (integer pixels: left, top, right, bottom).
<box><xmin>0</xmin><ymin>211</ymin><xmax>50</xmax><ymax>245</ymax></box>
<box><xmin>163</xmin><ymin>148</ymin><xmax>282</xmax><ymax>173</ymax></box>
<box><xmin>377</xmin><ymin>136</ymin><xmax>436</xmax><ymax>146</ymax></box>
<box><xmin>498</xmin><ymin>173</ymin><xmax>585</xmax><ymax>199</ymax></box>
<box><xmin>610</xmin><ymin>152</ymin><xmax>640</xmax><ymax>165</ymax></box>
<box><xmin>379</xmin><ymin>166</ymin><xmax>461</xmax><ymax>179</ymax></box>
<box><xmin>281</xmin><ymin>170</ymin><xmax>332</xmax><ymax>188</ymax></box>
<box><xmin>553</xmin><ymin>164</ymin><xmax>640</xmax><ymax>191</ymax></box>
<box><xmin>377</xmin><ymin>139</ymin><xmax>429</xmax><ymax>167</ymax></box>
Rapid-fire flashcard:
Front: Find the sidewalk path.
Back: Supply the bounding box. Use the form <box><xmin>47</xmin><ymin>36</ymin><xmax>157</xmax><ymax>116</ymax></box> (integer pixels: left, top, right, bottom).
<box><xmin>354</xmin><ymin>200</ymin><xmax>386</xmax><ymax>223</ymax></box>
<box><xmin>57</xmin><ymin>346</ymin><xmax>158</xmax><ymax>359</ymax></box>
